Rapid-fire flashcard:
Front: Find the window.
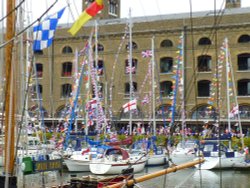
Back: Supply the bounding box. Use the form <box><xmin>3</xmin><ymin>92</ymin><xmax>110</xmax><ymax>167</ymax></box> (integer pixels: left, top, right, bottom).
<box><xmin>93</xmin><ymin>60</ymin><xmax>104</xmax><ymax>76</ymax></box>
<box><xmin>160</xmin><ymin>81</ymin><xmax>173</xmax><ymax>97</ymax></box>
<box><xmin>62</xmin><ymin>46</ymin><xmax>73</xmax><ymax>54</ymax></box>
<box><xmin>92</xmin><ymin>82</ymin><xmax>104</xmax><ymax>98</ymax></box>
<box><xmin>125</xmin><ymin>82</ymin><xmax>137</xmax><ymax>97</ymax></box>
<box><xmin>31</xmin><ymin>84</ymin><xmax>43</xmax><ymax>98</ymax></box>
<box><xmin>238</xmin><ymin>34</ymin><xmax>250</xmax><ymax>43</ymax></box>
<box><xmin>62</xmin><ymin>62</ymin><xmax>73</xmax><ymax>77</ymax></box>
<box><xmin>239</xmin><ymin>105</ymin><xmax>250</xmax><ymax>119</ymax></box>
<box><xmin>198</xmin><ymin>80</ymin><xmax>210</xmax><ymax>97</ymax></box>
<box><xmin>93</xmin><ymin>43</ymin><xmax>104</xmax><ymax>52</ymax></box>
<box><xmin>237</xmin><ymin>53</ymin><xmax>250</xmax><ymax>71</ymax></box>
<box><xmin>61</xmin><ymin>84</ymin><xmax>72</xmax><ymax>98</ymax></box>
<box><xmin>109</xmin><ymin>0</ymin><xmax>118</xmax><ymax>15</ymax></box>
<box><xmin>198</xmin><ymin>55</ymin><xmax>212</xmax><ymax>72</ymax></box>
<box><xmin>35</xmin><ymin>63</ymin><xmax>43</xmax><ymax>77</ymax></box>
<box><xmin>238</xmin><ymin>79</ymin><xmax>250</xmax><ymax>96</ymax></box>
<box><xmin>125</xmin><ymin>59</ymin><xmax>137</xmax><ymax>74</ymax></box>
<box><xmin>191</xmin><ymin>104</ymin><xmax>216</xmax><ymax>119</ymax></box>
<box><xmin>160</xmin><ymin>57</ymin><xmax>173</xmax><ymax>73</ymax></box>
<box><xmin>160</xmin><ymin>39</ymin><xmax>173</xmax><ymax>48</ymax></box>
<box><xmin>126</xmin><ymin>41</ymin><xmax>138</xmax><ymax>50</ymax></box>
<box><xmin>34</xmin><ymin>50</ymin><xmax>43</xmax><ymax>55</ymax></box>
<box><xmin>198</xmin><ymin>37</ymin><xmax>212</xmax><ymax>45</ymax></box>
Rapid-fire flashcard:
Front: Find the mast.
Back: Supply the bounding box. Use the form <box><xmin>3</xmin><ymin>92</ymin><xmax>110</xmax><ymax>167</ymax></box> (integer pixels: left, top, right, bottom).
<box><xmin>4</xmin><ymin>0</ymin><xmax>16</xmax><ymax>180</ymax></box>
<box><xmin>151</xmin><ymin>37</ymin><xmax>156</xmax><ymax>136</ymax></box>
<box><xmin>128</xmin><ymin>8</ymin><xmax>133</xmax><ymax>135</ymax></box>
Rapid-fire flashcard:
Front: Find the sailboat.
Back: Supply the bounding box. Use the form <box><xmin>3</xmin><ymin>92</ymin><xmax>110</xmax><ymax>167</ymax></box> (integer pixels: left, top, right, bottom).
<box><xmin>195</xmin><ymin>38</ymin><xmax>248</xmax><ymax>170</ymax></box>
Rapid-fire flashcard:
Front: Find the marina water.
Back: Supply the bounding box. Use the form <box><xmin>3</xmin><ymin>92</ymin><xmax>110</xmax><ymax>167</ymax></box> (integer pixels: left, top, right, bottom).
<box><xmin>7</xmin><ymin>166</ymin><xmax>250</xmax><ymax>188</ymax></box>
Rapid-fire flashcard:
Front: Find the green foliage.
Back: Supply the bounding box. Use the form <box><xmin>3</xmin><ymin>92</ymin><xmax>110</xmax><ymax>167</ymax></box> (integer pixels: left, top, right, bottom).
<box><xmin>117</xmin><ymin>134</ymin><xmax>126</xmax><ymax>141</ymax></box>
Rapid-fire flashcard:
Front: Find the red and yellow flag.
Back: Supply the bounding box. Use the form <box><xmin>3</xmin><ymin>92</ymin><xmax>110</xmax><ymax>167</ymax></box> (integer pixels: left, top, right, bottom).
<box><xmin>68</xmin><ymin>0</ymin><xmax>104</xmax><ymax>36</ymax></box>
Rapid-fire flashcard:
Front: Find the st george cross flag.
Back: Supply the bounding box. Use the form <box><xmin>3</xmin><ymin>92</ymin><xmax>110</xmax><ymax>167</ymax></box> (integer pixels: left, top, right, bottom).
<box><xmin>33</xmin><ymin>7</ymin><xmax>65</xmax><ymax>51</ymax></box>
<box><xmin>123</xmin><ymin>99</ymin><xmax>137</xmax><ymax>113</ymax></box>
<box><xmin>141</xmin><ymin>50</ymin><xmax>152</xmax><ymax>58</ymax></box>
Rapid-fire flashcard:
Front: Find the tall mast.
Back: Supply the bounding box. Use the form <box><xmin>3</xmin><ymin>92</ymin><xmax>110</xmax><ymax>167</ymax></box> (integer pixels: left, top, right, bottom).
<box><xmin>151</xmin><ymin>36</ymin><xmax>156</xmax><ymax>136</ymax></box>
<box><xmin>128</xmin><ymin>8</ymin><xmax>133</xmax><ymax>135</ymax></box>
<box><xmin>4</xmin><ymin>0</ymin><xmax>16</xmax><ymax>177</ymax></box>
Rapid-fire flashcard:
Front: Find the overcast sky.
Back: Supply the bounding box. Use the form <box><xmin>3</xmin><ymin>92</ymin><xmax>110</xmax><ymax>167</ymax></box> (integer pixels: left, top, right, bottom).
<box><xmin>1</xmin><ymin>0</ymin><xmax>250</xmax><ymax>25</ymax></box>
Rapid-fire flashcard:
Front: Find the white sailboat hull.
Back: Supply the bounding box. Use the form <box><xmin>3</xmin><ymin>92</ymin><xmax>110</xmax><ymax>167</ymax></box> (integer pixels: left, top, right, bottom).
<box><xmin>64</xmin><ymin>154</ymin><xmax>91</xmax><ymax>172</ymax></box>
<box><xmin>146</xmin><ymin>154</ymin><xmax>167</xmax><ymax>166</ymax></box>
<box><xmin>90</xmin><ymin>159</ymin><xmax>146</xmax><ymax>175</ymax></box>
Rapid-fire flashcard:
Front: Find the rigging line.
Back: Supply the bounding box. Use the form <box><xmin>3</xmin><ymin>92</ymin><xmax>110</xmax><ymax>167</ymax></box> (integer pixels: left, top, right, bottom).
<box><xmin>0</xmin><ymin>0</ymin><xmax>25</xmax><ymax>23</ymax></box>
<box><xmin>0</xmin><ymin>0</ymin><xmax>59</xmax><ymax>49</ymax></box>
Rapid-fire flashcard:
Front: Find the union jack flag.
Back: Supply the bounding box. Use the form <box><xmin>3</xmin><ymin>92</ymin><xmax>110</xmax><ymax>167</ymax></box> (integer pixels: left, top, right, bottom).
<box><xmin>125</xmin><ymin>66</ymin><xmax>136</xmax><ymax>74</ymax></box>
<box><xmin>141</xmin><ymin>50</ymin><xmax>152</xmax><ymax>58</ymax></box>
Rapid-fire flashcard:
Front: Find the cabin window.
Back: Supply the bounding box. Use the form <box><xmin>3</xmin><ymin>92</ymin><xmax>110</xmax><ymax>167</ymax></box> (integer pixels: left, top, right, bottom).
<box><xmin>237</xmin><ymin>53</ymin><xmax>250</xmax><ymax>71</ymax></box>
<box><xmin>34</xmin><ymin>50</ymin><xmax>43</xmax><ymax>55</ymax></box>
<box><xmin>35</xmin><ymin>63</ymin><xmax>43</xmax><ymax>77</ymax></box>
<box><xmin>62</xmin><ymin>62</ymin><xmax>73</xmax><ymax>77</ymax></box>
<box><xmin>125</xmin><ymin>59</ymin><xmax>137</xmax><ymax>74</ymax></box>
<box><xmin>160</xmin><ymin>57</ymin><xmax>173</xmax><ymax>73</ymax></box>
<box><xmin>94</xmin><ymin>60</ymin><xmax>104</xmax><ymax>76</ymax></box>
<box><xmin>238</xmin><ymin>79</ymin><xmax>250</xmax><ymax>96</ymax></box>
<box><xmin>191</xmin><ymin>105</ymin><xmax>216</xmax><ymax>119</ymax></box>
<box><xmin>93</xmin><ymin>43</ymin><xmax>104</xmax><ymax>52</ymax></box>
<box><xmin>109</xmin><ymin>0</ymin><xmax>118</xmax><ymax>15</ymax></box>
<box><xmin>126</xmin><ymin>41</ymin><xmax>138</xmax><ymax>50</ymax></box>
<box><xmin>198</xmin><ymin>55</ymin><xmax>212</xmax><ymax>72</ymax></box>
<box><xmin>62</xmin><ymin>46</ymin><xmax>73</xmax><ymax>54</ymax></box>
<box><xmin>198</xmin><ymin>80</ymin><xmax>210</xmax><ymax>97</ymax></box>
<box><xmin>160</xmin><ymin>81</ymin><xmax>173</xmax><ymax>97</ymax></box>
<box><xmin>160</xmin><ymin>39</ymin><xmax>173</xmax><ymax>48</ymax></box>
<box><xmin>198</xmin><ymin>37</ymin><xmax>212</xmax><ymax>45</ymax></box>
<box><xmin>125</xmin><ymin>82</ymin><xmax>137</xmax><ymax>97</ymax></box>
<box><xmin>61</xmin><ymin>84</ymin><xmax>72</xmax><ymax>98</ymax></box>
<box><xmin>238</xmin><ymin>34</ymin><xmax>250</xmax><ymax>43</ymax></box>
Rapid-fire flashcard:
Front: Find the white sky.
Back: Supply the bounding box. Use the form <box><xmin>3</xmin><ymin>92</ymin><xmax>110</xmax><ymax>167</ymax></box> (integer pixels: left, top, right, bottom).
<box><xmin>1</xmin><ymin>0</ymin><xmax>250</xmax><ymax>25</ymax></box>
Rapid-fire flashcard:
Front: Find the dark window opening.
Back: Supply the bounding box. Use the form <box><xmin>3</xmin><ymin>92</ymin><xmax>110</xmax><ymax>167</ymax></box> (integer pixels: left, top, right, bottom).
<box><xmin>62</xmin><ymin>46</ymin><xmax>73</xmax><ymax>54</ymax></box>
<box><xmin>238</xmin><ymin>53</ymin><xmax>250</xmax><ymax>71</ymax></box>
<box><xmin>238</xmin><ymin>34</ymin><xmax>250</xmax><ymax>43</ymax></box>
<box><xmin>198</xmin><ymin>80</ymin><xmax>210</xmax><ymax>97</ymax></box>
<box><xmin>61</xmin><ymin>84</ymin><xmax>72</xmax><ymax>98</ymax></box>
<box><xmin>160</xmin><ymin>57</ymin><xmax>173</xmax><ymax>73</ymax></box>
<box><xmin>198</xmin><ymin>55</ymin><xmax>212</xmax><ymax>72</ymax></box>
<box><xmin>62</xmin><ymin>62</ymin><xmax>73</xmax><ymax>77</ymax></box>
<box><xmin>160</xmin><ymin>39</ymin><xmax>173</xmax><ymax>48</ymax></box>
<box><xmin>160</xmin><ymin>81</ymin><xmax>173</xmax><ymax>97</ymax></box>
<box><xmin>238</xmin><ymin>79</ymin><xmax>250</xmax><ymax>96</ymax></box>
<box><xmin>198</xmin><ymin>37</ymin><xmax>212</xmax><ymax>45</ymax></box>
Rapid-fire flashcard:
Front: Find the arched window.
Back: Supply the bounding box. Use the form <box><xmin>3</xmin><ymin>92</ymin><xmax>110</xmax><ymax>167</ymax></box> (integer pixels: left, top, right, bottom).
<box><xmin>126</xmin><ymin>41</ymin><xmax>138</xmax><ymax>50</ymax></box>
<box><xmin>160</xmin><ymin>39</ymin><xmax>173</xmax><ymax>48</ymax></box>
<box><xmin>62</xmin><ymin>46</ymin><xmax>73</xmax><ymax>54</ymax></box>
<box><xmin>94</xmin><ymin>60</ymin><xmax>104</xmax><ymax>76</ymax></box>
<box><xmin>125</xmin><ymin>59</ymin><xmax>137</xmax><ymax>74</ymax></box>
<box><xmin>198</xmin><ymin>37</ymin><xmax>212</xmax><ymax>45</ymax></box>
<box><xmin>125</xmin><ymin>82</ymin><xmax>137</xmax><ymax>97</ymax></box>
<box><xmin>198</xmin><ymin>80</ymin><xmax>210</xmax><ymax>97</ymax></box>
<box><xmin>61</xmin><ymin>84</ymin><xmax>72</xmax><ymax>98</ymax></box>
<box><xmin>55</xmin><ymin>105</ymin><xmax>71</xmax><ymax>118</ymax></box>
<box><xmin>93</xmin><ymin>43</ymin><xmax>104</xmax><ymax>52</ymax></box>
<box><xmin>160</xmin><ymin>81</ymin><xmax>173</xmax><ymax>97</ymax></box>
<box><xmin>191</xmin><ymin>104</ymin><xmax>216</xmax><ymax>119</ymax></box>
<box><xmin>198</xmin><ymin>55</ymin><xmax>212</xmax><ymax>72</ymax></box>
<box><xmin>62</xmin><ymin>62</ymin><xmax>73</xmax><ymax>77</ymax></box>
<box><xmin>35</xmin><ymin>63</ymin><xmax>43</xmax><ymax>77</ymax></box>
<box><xmin>160</xmin><ymin>57</ymin><xmax>173</xmax><ymax>73</ymax></box>
<box><xmin>28</xmin><ymin>105</ymin><xmax>48</xmax><ymax>118</ymax></box>
<box><xmin>238</xmin><ymin>79</ymin><xmax>250</xmax><ymax>96</ymax></box>
<box><xmin>238</xmin><ymin>34</ymin><xmax>250</xmax><ymax>43</ymax></box>
<box><xmin>237</xmin><ymin>53</ymin><xmax>250</xmax><ymax>71</ymax></box>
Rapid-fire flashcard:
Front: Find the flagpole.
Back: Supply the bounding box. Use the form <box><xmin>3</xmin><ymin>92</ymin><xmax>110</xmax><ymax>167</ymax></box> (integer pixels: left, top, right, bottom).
<box><xmin>128</xmin><ymin>8</ymin><xmax>133</xmax><ymax>136</ymax></box>
<box><xmin>151</xmin><ymin>36</ymin><xmax>156</xmax><ymax>136</ymax></box>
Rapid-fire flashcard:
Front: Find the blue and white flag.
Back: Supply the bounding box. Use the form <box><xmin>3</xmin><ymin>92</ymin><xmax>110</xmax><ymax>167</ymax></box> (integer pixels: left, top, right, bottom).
<box><xmin>33</xmin><ymin>7</ymin><xmax>65</xmax><ymax>51</ymax></box>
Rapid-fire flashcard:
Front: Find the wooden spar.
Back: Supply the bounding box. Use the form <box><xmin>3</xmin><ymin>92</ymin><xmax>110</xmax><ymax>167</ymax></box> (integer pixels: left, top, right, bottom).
<box><xmin>104</xmin><ymin>159</ymin><xmax>205</xmax><ymax>188</ymax></box>
<box><xmin>4</xmin><ymin>0</ymin><xmax>16</xmax><ymax>175</ymax></box>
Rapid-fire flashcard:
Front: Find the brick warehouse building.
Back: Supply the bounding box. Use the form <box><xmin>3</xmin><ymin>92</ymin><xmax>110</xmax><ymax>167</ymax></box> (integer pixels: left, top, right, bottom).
<box><xmin>28</xmin><ymin>0</ymin><xmax>250</xmax><ymax>133</ymax></box>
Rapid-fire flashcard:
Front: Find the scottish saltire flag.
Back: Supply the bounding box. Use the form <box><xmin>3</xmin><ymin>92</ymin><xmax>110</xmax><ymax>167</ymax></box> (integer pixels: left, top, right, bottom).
<box><xmin>33</xmin><ymin>7</ymin><xmax>65</xmax><ymax>51</ymax></box>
